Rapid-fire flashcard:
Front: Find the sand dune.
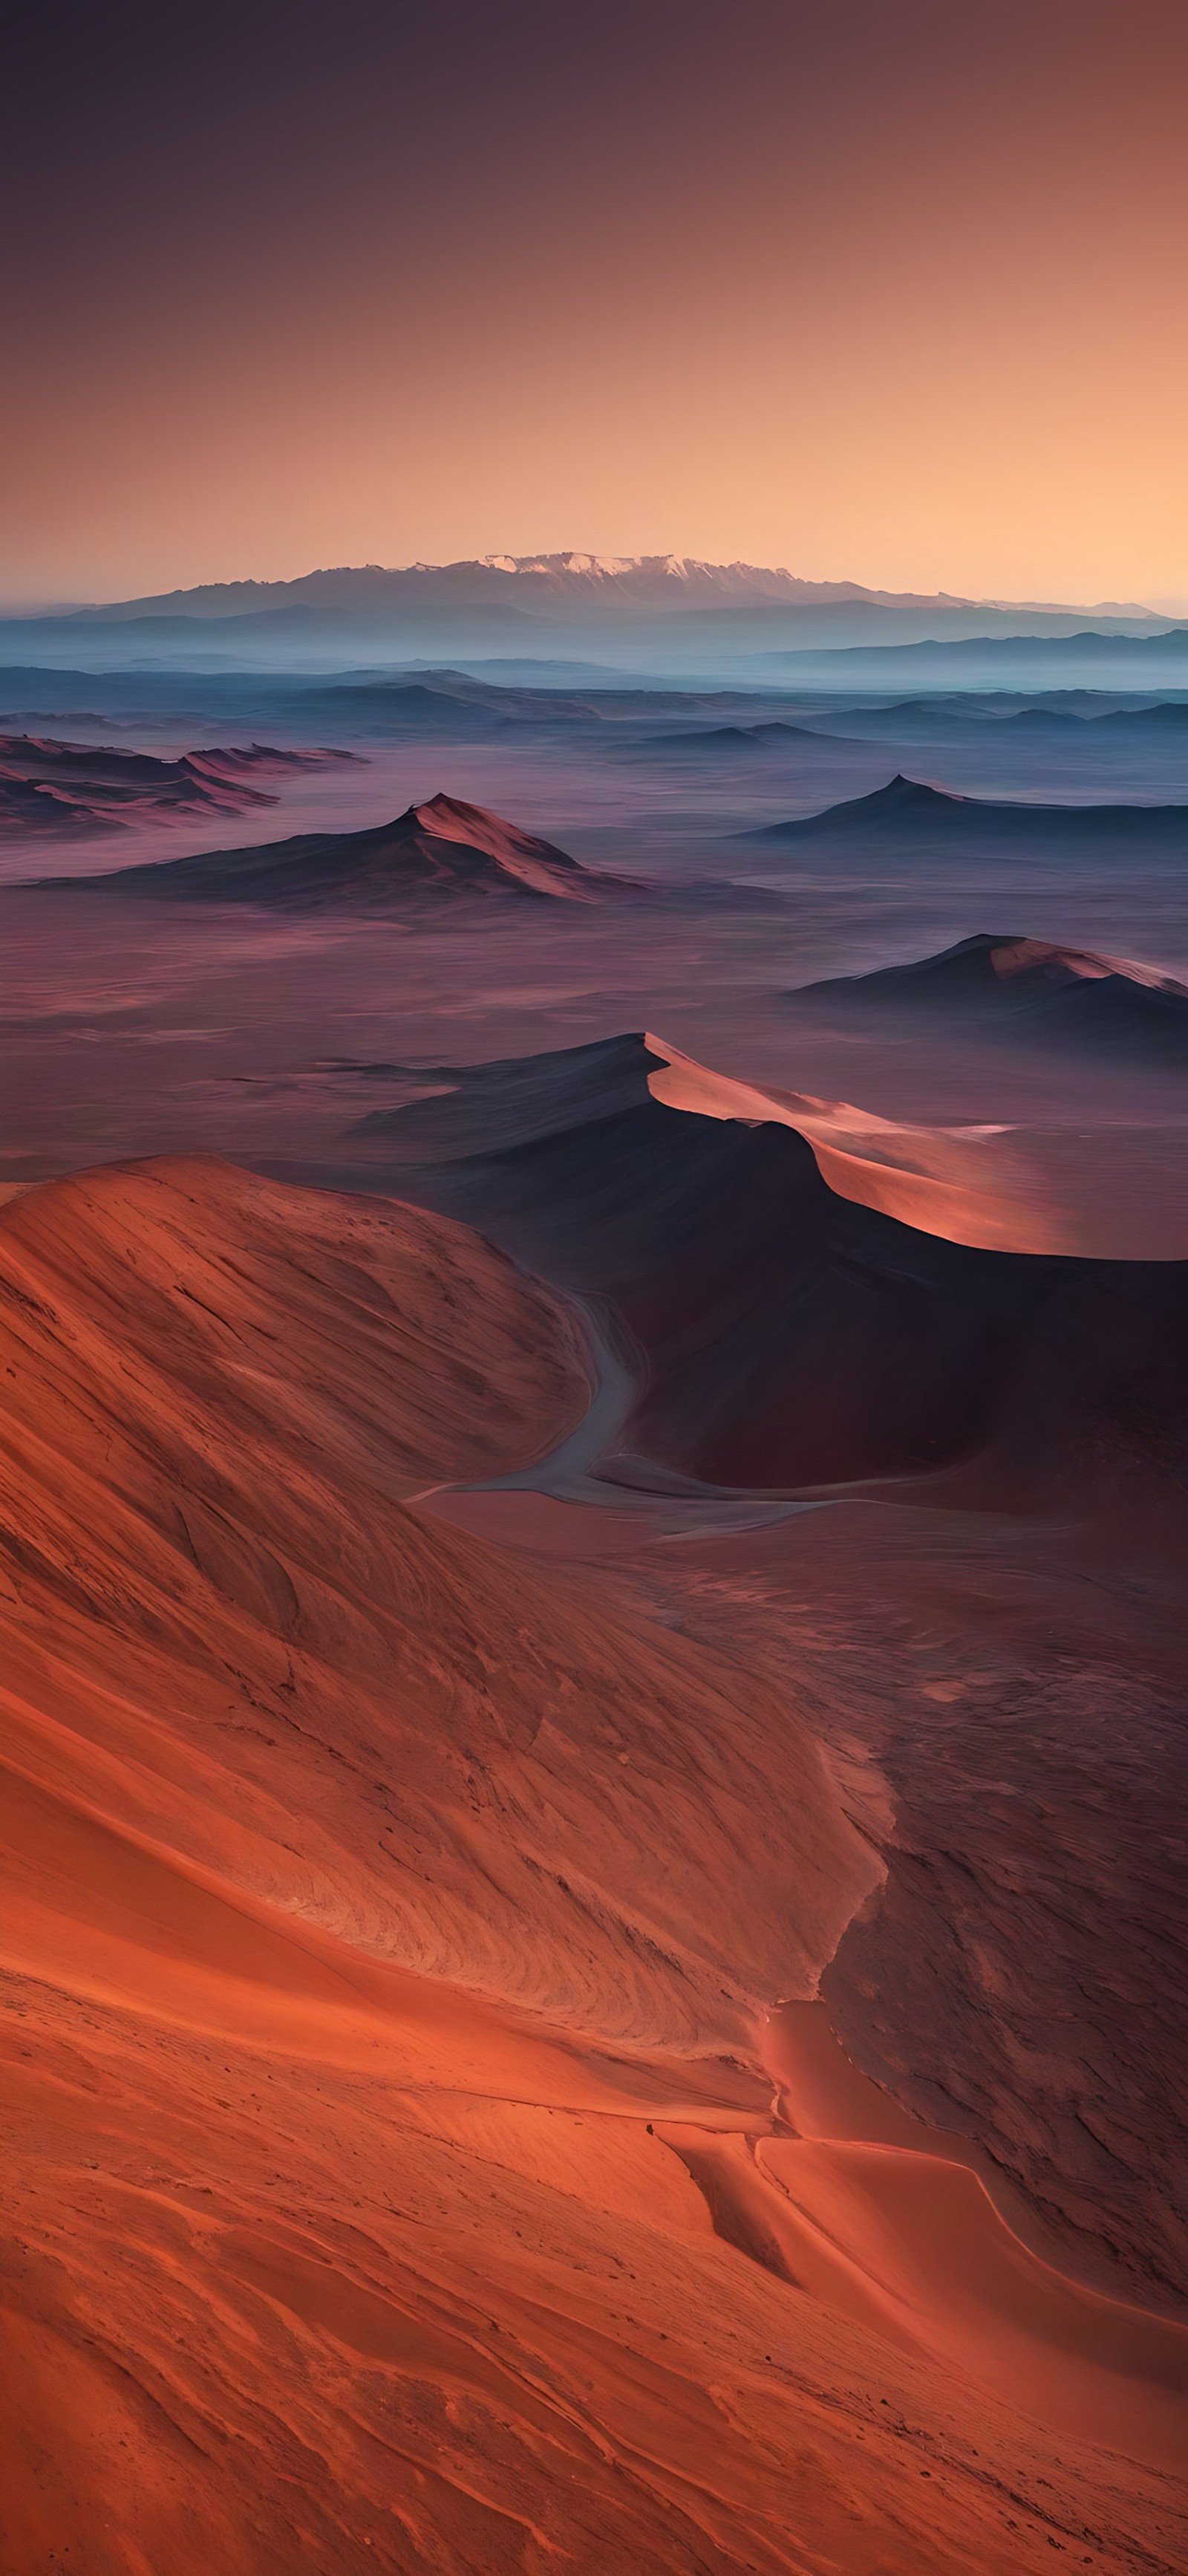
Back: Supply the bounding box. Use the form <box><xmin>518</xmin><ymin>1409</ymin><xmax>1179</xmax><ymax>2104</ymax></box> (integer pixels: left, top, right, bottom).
<box><xmin>357</xmin><ymin>1027</ymin><xmax>1188</xmax><ymax>1498</ymax></box>
<box><xmin>644</xmin><ymin>1032</ymin><xmax>1056</xmax><ymax>1247</ymax></box>
<box><xmin>0</xmin><ymin>732</ymin><xmax>359</xmax><ymax>833</ymax></box>
<box><xmin>351</xmin><ymin>1032</ymin><xmax>666</xmax><ymax>1163</ymax></box>
<box><xmin>796</xmin><ymin>931</ymin><xmax>1188</xmax><ymax>1060</ymax></box>
<box><xmin>35</xmin><ymin>790</ymin><xmax>653</xmax><ymax>910</ymax></box>
<box><xmin>4</xmin><ymin>1151</ymin><xmax>1184</xmax><ymax>2572</ymax></box>
<box><xmin>23</xmin><ymin>787</ymin><xmax>767</xmax><ymax>913</ymax></box>
<box><xmin>0</xmin><ymin>1155</ymin><xmax>878</xmax><ymax>2046</ymax></box>
<box><xmin>650</xmin><ymin>2096</ymin><xmax>1187</xmax><ymax>2471</ymax></box>
<box><xmin>754</xmin><ymin>2133</ymin><xmax>1188</xmax><ymax>2465</ymax></box>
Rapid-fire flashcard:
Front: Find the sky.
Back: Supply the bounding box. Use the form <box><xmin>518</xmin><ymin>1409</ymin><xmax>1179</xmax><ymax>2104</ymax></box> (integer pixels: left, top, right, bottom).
<box><xmin>3</xmin><ymin>0</ymin><xmax>1186</xmax><ymax>609</ymax></box>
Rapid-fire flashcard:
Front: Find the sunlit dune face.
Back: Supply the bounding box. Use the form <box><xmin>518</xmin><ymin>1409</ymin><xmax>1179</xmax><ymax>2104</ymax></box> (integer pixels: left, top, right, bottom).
<box><xmin>644</xmin><ymin>1032</ymin><xmax>1076</xmax><ymax>1253</ymax></box>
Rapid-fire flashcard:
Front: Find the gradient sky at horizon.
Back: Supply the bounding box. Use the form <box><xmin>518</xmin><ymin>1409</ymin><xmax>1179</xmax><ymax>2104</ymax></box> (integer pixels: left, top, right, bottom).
<box><xmin>4</xmin><ymin>0</ymin><xmax>1186</xmax><ymax>609</ymax></box>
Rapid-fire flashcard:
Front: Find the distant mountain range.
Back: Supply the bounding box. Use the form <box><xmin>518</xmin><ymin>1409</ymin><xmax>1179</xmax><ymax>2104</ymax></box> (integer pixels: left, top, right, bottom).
<box><xmin>746</xmin><ymin>629</ymin><xmax>1188</xmax><ymax>691</ymax></box>
<box><xmin>27</xmin><ymin>556</ymin><xmax>1169</xmax><ymax>622</ymax></box>
<box><xmin>1</xmin><ymin>556</ymin><xmax>1181</xmax><ymax>681</ymax></box>
<box><xmin>806</xmin><ymin>695</ymin><xmax>1188</xmax><ymax>745</ymax></box>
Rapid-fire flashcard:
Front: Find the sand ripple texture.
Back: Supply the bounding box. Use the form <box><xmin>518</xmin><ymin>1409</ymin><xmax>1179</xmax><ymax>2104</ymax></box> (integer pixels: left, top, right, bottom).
<box><xmin>1</xmin><ymin>1159</ymin><xmax>1185</xmax><ymax>2573</ymax></box>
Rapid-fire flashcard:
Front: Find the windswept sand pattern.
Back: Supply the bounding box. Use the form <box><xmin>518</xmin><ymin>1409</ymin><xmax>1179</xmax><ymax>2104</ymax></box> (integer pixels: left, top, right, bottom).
<box><xmin>2</xmin><ymin>1152</ymin><xmax>1186</xmax><ymax>2572</ymax></box>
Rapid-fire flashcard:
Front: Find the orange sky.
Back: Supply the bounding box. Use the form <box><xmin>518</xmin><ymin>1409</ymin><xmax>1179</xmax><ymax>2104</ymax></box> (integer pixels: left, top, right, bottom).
<box><xmin>3</xmin><ymin>0</ymin><xmax>1186</xmax><ymax>608</ymax></box>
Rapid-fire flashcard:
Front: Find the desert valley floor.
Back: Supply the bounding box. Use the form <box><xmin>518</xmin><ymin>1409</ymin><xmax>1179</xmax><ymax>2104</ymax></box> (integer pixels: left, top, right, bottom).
<box><xmin>2</xmin><ymin>670</ymin><xmax>1187</xmax><ymax>2575</ymax></box>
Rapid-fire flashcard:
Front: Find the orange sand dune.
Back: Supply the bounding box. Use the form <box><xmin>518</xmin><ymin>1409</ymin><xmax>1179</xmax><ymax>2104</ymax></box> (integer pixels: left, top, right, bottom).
<box><xmin>3</xmin><ymin>1157</ymin><xmax>1186</xmax><ymax>2572</ymax></box>
<box><xmin>45</xmin><ymin>789</ymin><xmax>650</xmax><ymax>908</ymax></box>
<box><xmin>18</xmin><ymin>1967</ymin><xmax>1175</xmax><ymax>2576</ymax></box>
<box><xmin>655</xmin><ymin>2097</ymin><xmax>1187</xmax><ymax>2472</ymax></box>
<box><xmin>0</xmin><ymin>1157</ymin><xmax>875</xmax><ymax>2044</ymax></box>
<box><xmin>756</xmin><ymin>2005</ymin><xmax>1188</xmax><ymax>2466</ymax></box>
<box><xmin>646</xmin><ymin>1030</ymin><xmax>1107</xmax><ymax>1253</ymax></box>
<box><xmin>756</xmin><ymin>2136</ymin><xmax>1188</xmax><ymax>2468</ymax></box>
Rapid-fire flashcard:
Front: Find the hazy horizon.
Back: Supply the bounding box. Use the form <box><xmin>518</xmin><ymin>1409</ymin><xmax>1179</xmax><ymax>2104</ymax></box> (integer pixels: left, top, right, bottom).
<box><xmin>4</xmin><ymin>1</ymin><xmax>1186</xmax><ymax>610</ymax></box>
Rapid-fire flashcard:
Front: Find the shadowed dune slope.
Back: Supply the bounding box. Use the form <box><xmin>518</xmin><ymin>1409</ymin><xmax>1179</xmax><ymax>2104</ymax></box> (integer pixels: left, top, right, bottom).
<box><xmin>358</xmin><ymin>1032</ymin><xmax>1188</xmax><ymax>1508</ymax></box>
<box><xmin>0</xmin><ymin>732</ymin><xmax>359</xmax><ymax>833</ymax></box>
<box><xmin>32</xmin><ymin>790</ymin><xmax>648</xmax><ymax>909</ymax></box>
<box><xmin>797</xmin><ymin>932</ymin><xmax>1188</xmax><ymax>1061</ymax></box>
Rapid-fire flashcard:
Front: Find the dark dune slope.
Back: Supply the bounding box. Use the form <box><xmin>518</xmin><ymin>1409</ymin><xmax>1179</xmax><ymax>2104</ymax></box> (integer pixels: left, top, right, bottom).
<box><xmin>359</xmin><ymin>1032</ymin><xmax>1188</xmax><ymax>1509</ymax></box>
<box><xmin>797</xmin><ymin>932</ymin><xmax>1188</xmax><ymax>1061</ymax></box>
<box><xmin>745</xmin><ymin>772</ymin><xmax>1188</xmax><ymax>853</ymax></box>
<box><xmin>351</xmin><ymin>1032</ymin><xmax>659</xmax><ymax>1160</ymax></box>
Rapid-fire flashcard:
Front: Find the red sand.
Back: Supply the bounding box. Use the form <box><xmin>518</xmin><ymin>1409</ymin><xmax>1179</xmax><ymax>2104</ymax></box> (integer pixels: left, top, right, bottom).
<box><xmin>2</xmin><ymin>1158</ymin><xmax>1185</xmax><ymax>2572</ymax></box>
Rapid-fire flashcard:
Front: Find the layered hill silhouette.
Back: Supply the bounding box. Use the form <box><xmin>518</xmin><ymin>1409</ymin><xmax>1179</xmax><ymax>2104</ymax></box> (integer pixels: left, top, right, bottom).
<box><xmin>812</xmin><ymin>693</ymin><xmax>1188</xmax><ymax>744</ymax></box>
<box><xmin>0</xmin><ymin>732</ymin><xmax>359</xmax><ymax>833</ymax></box>
<box><xmin>754</xmin><ymin>630</ymin><xmax>1188</xmax><ymax>692</ymax></box>
<box><xmin>3</xmin><ymin>559</ymin><xmax>1174</xmax><ymax>681</ymax></box>
<box><xmin>613</xmin><ymin>718</ymin><xmax>829</xmax><ymax>761</ymax></box>
<box><xmin>34</xmin><ymin>790</ymin><xmax>657</xmax><ymax>910</ymax></box>
<box><xmin>746</xmin><ymin>773</ymin><xmax>1188</xmax><ymax>853</ymax></box>
<box><xmin>795</xmin><ymin>933</ymin><xmax>1188</xmax><ymax>1061</ymax></box>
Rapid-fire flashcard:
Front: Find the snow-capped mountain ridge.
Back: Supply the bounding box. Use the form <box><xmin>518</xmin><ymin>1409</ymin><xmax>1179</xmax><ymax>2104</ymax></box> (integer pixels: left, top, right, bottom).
<box><xmin>50</xmin><ymin>556</ymin><xmax>1167</xmax><ymax>624</ymax></box>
